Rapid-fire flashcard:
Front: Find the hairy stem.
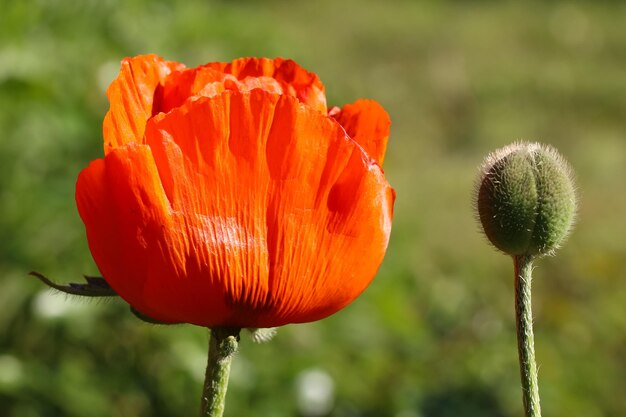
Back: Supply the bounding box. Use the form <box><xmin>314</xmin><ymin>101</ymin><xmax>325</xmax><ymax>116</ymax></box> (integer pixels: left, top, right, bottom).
<box><xmin>200</xmin><ymin>327</ymin><xmax>240</xmax><ymax>417</ymax></box>
<box><xmin>514</xmin><ymin>255</ymin><xmax>542</xmax><ymax>417</ymax></box>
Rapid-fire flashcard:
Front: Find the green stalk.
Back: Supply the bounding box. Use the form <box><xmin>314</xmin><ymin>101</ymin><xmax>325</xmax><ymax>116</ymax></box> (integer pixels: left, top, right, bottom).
<box><xmin>200</xmin><ymin>327</ymin><xmax>241</xmax><ymax>417</ymax></box>
<box><xmin>513</xmin><ymin>255</ymin><xmax>542</xmax><ymax>417</ymax></box>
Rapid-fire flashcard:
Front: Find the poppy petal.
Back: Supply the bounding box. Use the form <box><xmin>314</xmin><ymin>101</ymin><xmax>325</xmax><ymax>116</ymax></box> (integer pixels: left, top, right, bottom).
<box><xmin>330</xmin><ymin>99</ymin><xmax>391</xmax><ymax>166</ymax></box>
<box><xmin>102</xmin><ymin>54</ymin><xmax>184</xmax><ymax>154</ymax></box>
<box><xmin>78</xmin><ymin>89</ymin><xmax>393</xmax><ymax>328</ymax></box>
<box><xmin>204</xmin><ymin>57</ymin><xmax>327</xmax><ymax>113</ymax></box>
<box><xmin>160</xmin><ymin>66</ymin><xmax>284</xmax><ymax>113</ymax></box>
<box><xmin>76</xmin><ymin>143</ymin><xmax>242</xmax><ymax>325</ymax></box>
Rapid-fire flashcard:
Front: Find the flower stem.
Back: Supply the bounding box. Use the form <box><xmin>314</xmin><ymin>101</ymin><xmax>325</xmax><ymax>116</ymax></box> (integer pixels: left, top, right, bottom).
<box><xmin>513</xmin><ymin>255</ymin><xmax>542</xmax><ymax>417</ymax></box>
<box><xmin>200</xmin><ymin>327</ymin><xmax>241</xmax><ymax>417</ymax></box>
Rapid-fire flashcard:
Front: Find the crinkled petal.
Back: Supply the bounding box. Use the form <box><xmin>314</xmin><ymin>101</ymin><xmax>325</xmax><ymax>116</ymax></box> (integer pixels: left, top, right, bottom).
<box><xmin>330</xmin><ymin>99</ymin><xmax>391</xmax><ymax>166</ymax></box>
<box><xmin>204</xmin><ymin>57</ymin><xmax>327</xmax><ymax>113</ymax></box>
<box><xmin>77</xmin><ymin>89</ymin><xmax>393</xmax><ymax>328</ymax></box>
<box><xmin>102</xmin><ymin>54</ymin><xmax>184</xmax><ymax>154</ymax></box>
<box><xmin>76</xmin><ymin>144</ymin><xmax>239</xmax><ymax>324</ymax></box>
<box><xmin>160</xmin><ymin>66</ymin><xmax>284</xmax><ymax>113</ymax></box>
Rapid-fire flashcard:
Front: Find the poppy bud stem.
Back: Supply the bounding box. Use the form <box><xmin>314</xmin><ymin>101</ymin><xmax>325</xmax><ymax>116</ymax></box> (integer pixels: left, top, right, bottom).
<box><xmin>514</xmin><ymin>255</ymin><xmax>541</xmax><ymax>417</ymax></box>
<box><xmin>200</xmin><ymin>327</ymin><xmax>241</xmax><ymax>417</ymax></box>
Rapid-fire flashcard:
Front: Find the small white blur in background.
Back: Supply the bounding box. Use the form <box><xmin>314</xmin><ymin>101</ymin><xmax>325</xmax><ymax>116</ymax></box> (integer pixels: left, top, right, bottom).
<box><xmin>296</xmin><ymin>368</ymin><xmax>335</xmax><ymax>417</ymax></box>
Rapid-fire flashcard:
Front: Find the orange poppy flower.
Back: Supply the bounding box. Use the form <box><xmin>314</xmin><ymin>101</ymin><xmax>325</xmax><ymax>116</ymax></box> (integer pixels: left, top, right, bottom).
<box><xmin>76</xmin><ymin>54</ymin><xmax>395</xmax><ymax>328</ymax></box>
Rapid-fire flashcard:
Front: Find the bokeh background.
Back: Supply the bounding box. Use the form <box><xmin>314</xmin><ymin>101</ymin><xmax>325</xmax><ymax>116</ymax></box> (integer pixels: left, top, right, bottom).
<box><xmin>1</xmin><ymin>0</ymin><xmax>625</xmax><ymax>416</ymax></box>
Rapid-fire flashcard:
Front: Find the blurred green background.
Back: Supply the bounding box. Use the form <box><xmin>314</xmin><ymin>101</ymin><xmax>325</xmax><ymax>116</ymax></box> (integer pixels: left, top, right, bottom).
<box><xmin>1</xmin><ymin>0</ymin><xmax>625</xmax><ymax>416</ymax></box>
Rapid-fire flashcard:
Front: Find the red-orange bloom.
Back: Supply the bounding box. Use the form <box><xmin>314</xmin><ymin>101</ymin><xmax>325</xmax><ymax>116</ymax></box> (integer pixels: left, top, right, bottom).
<box><xmin>76</xmin><ymin>55</ymin><xmax>395</xmax><ymax>328</ymax></box>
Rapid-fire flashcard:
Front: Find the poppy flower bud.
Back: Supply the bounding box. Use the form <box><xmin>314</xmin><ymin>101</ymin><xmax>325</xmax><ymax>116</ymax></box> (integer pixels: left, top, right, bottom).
<box><xmin>476</xmin><ymin>142</ymin><xmax>576</xmax><ymax>256</ymax></box>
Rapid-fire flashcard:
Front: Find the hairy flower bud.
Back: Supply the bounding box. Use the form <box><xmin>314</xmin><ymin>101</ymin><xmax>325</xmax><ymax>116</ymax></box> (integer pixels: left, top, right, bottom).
<box><xmin>476</xmin><ymin>142</ymin><xmax>577</xmax><ymax>256</ymax></box>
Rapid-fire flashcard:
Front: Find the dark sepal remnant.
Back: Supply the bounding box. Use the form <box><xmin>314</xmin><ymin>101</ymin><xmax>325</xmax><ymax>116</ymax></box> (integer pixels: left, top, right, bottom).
<box><xmin>130</xmin><ymin>306</ymin><xmax>182</xmax><ymax>325</ymax></box>
<box><xmin>29</xmin><ymin>271</ymin><xmax>118</xmax><ymax>297</ymax></box>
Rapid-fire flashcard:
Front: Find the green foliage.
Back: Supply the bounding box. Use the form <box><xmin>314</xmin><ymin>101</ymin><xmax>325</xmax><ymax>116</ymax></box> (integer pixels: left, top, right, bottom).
<box><xmin>2</xmin><ymin>0</ymin><xmax>626</xmax><ymax>416</ymax></box>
